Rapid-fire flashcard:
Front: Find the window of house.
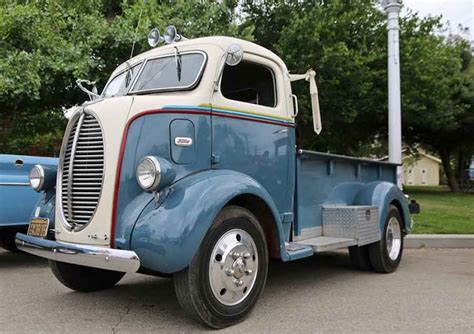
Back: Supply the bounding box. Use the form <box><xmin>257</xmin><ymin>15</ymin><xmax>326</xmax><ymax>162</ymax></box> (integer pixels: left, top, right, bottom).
<box><xmin>221</xmin><ymin>61</ymin><xmax>276</xmax><ymax>107</ymax></box>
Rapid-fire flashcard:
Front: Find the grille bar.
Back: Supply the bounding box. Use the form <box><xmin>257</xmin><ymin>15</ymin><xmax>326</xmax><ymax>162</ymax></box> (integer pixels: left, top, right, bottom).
<box><xmin>61</xmin><ymin>112</ymin><xmax>104</xmax><ymax>230</ymax></box>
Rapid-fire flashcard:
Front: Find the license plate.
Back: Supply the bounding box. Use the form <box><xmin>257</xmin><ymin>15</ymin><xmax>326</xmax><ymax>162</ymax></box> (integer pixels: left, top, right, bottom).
<box><xmin>27</xmin><ymin>218</ymin><xmax>49</xmax><ymax>238</ymax></box>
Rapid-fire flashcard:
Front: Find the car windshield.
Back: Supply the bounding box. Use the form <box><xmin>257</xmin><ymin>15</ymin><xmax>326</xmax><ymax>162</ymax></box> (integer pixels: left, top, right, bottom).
<box><xmin>131</xmin><ymin>52</ymin><xmax>206</xmax><ymax>93</ymax></box>
<box><xmin>102</xmin><ymin>63</ymin><xmax>141</xmax><ymax>98</ymax></box>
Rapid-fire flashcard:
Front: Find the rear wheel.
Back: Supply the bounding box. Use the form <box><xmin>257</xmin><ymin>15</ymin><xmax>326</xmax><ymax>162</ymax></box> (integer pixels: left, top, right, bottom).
<box><xmin>348</xmin><ymin>245</ymin><xmax>372</xmax><ymax>271</ymax></box>
<box><xmin>174</xmin><ymin>206</ymin><xmax>268</xmax><ymax>329</ymax></box>
<box><xmin>50</xmin><ymin>260</ymin><xmax>125</xmax><ymax>292</ymax></box>
<box><xmin>368</xmin><ymin>205</ymin><xmax>404</xmax><ymax>273</ymax></box>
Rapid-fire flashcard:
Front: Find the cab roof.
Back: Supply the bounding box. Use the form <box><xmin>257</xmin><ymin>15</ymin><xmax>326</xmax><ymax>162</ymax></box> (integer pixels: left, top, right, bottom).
<box><xmin>112</xmin><ymin>36</ymin><xmax>288</xmax><ymax>77</ymax></box>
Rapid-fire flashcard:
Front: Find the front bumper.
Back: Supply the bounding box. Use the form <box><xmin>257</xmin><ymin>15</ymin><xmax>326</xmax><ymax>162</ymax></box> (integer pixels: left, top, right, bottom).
<box><xmin>15</xmin><ymin>233</ymin><xmax>140</xmax><ymax>273</ymax></box>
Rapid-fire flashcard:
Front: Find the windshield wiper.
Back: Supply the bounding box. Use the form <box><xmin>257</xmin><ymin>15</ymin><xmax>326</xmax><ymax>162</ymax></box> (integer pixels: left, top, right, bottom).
<box><xmin>124</xmin><ymin>61</ymin><xmax>132</xmax><ymax>88</ymax></box>
<box><xmin>174</xmin><ymin>46</ymin><xmax>182</xmax><ymax>82</ymax></box>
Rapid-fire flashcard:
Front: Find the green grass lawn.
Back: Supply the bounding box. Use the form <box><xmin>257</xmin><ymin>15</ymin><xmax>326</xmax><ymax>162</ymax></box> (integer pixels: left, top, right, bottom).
<box><xmin>404</xmin><ymin>186</ymin><xmax>474</xmax><ymax>234</ymax></box>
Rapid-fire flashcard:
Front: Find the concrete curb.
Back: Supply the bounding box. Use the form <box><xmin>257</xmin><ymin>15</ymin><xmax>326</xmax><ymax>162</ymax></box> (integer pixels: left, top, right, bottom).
<box><xmin>405</xmin><ymin>234</ymin><xmax>474</xmax><ymax>249</ymax></box>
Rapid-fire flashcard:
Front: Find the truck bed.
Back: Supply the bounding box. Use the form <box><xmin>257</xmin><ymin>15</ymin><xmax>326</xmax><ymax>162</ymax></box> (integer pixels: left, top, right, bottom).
<box><xmin>294</xmin><ymin>149</ymin><xmax>398</xmax><ymax>240</ymax></box>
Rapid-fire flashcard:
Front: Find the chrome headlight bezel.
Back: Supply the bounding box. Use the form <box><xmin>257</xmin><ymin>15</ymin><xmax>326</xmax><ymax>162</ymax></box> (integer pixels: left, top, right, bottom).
<box><xmin>136</xmin><ymin>156</ymin><xmax>161</xmax><ymax>192</ymax></box>
<box><xmin>29</xmin><ymin>165</ymin><xmax>45</xmax><ymax>192</ymax></box>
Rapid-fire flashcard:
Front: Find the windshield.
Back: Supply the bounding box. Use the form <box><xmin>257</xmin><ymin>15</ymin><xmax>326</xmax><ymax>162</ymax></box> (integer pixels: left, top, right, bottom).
<box><xmin>131</xmin><ymin>52</ymin><xmax>206</xmax><ymax>93</ymax></box>
<box><xmin>102</xmin><ymin>63</ymin><xmax>141</xmax><ymax>97</ymax></box>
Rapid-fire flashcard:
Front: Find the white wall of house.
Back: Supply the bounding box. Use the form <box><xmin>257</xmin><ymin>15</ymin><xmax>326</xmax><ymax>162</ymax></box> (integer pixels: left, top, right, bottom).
<box><xmin>403</xmin><ymin>154</ymin><xmax>440</xmax><ymax>186</ymax></box>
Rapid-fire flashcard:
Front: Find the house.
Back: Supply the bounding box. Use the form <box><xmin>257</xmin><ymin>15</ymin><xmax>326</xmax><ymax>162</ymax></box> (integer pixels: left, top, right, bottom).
<box><xmin>402</xmin><ymin>151</ymin><xmax>441</xmax><ymax>186</ymax></box>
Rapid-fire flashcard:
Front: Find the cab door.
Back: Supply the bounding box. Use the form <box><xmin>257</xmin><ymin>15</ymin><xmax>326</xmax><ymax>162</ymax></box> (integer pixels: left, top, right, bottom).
<box><xmin>210</xmin><ymin>53</ymin><xmax>295</xmax><ymax>237</ymax></box>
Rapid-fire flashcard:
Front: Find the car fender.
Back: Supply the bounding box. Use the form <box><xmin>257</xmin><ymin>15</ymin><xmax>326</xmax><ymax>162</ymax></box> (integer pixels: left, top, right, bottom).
<box><xmin>130</xmin><ymin>169</ymin><xmax>284</xmax><ymax>274</ymax></box>
<box><xmin>29</xmin><ymin>189</ymin><xmax>56</xmax><ymax>239</ymax></box>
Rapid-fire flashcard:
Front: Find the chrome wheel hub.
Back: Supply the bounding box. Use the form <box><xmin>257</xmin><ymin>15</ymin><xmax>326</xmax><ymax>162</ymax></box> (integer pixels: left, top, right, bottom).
<box><xmin>209</xmin><ymin>229</ymin><xmax>258</xmax><ymax>306</ymax></box>
<box><xmin>386</xmin><ymin>217</ymin><xmax>402</xmax><ymax>261</ymax></box>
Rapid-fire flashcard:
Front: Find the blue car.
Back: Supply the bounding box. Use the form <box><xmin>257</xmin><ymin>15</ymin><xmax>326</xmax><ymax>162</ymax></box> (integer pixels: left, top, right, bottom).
<box><xmin>0</xmin><ymin>154</ymin><xmax>57</xmax><ymax>251</ymax></box>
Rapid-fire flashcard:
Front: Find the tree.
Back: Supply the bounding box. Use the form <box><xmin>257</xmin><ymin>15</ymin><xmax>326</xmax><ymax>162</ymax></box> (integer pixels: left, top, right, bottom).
<box><xmin>244</xmin><ymin>1</ymin><xmax>472</xmax><ymax>191</ymax></box>
<box><xmin>399</xmin><ymin>14</ymin><xmax>472</xmax><ymax>192</ymax></box>
<box><xmin>0</xmin><ymin>0</ymin><xmax>251</xmax><ymax>156</ymax></box>
<box><xmin>1</xmin><ymin>0</ymin><xmax>471</xmax><ymax>192</ymax></box>
<box><xmin>0</xmin><ymin>0</ymin><xmax>109</xmax><ymax>155</ymax></box>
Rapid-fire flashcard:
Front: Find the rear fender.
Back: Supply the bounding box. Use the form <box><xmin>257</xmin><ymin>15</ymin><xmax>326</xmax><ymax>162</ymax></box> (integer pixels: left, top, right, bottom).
<box><xmin>130</xmin><ymin>169</ymin><xmax>285</xmax><ymax>274</ymax></box>
<box><xmin>354</xmin><ymin>182</ymin><xmax>411</xmax><ymax>234</ymax></box>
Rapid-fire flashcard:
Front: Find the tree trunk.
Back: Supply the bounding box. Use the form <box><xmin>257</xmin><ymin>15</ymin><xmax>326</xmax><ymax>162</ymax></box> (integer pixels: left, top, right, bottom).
<box><xmin>439</xmin><ymin>148</ymin><xmax>461</xmax><ymax>193</ymax></box>
<box><xmin>455</xmin><ymin>150</ymin><xmax>466</xmax><ymax>189</ymax></box>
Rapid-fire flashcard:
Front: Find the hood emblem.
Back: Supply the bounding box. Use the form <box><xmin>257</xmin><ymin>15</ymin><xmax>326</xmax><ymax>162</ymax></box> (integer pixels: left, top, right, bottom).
<box><xmin>174</xmin><ymin>137</ymin><xmax>193</xmax><ymax>147</ymax></box>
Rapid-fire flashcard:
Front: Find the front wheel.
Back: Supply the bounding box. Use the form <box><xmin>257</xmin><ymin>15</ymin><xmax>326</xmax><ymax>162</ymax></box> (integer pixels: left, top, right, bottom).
<box><xmin>50</xmin><ymin>260</ymin><xmax>125</xmax><ymax>292</ymax></box>
<box><xmin>368</xmin><ymin>205</ymin><xmax>404</xmax><ymax>273</ymax></box>
<box><xmin>174</xmin><ymin>206</ymin><xmax>268</xmax><ymax>329</ymax></box>
<box><xmin>1</xmin><ymin>231</ymin><xmax>20</xmax><ymax>252</ymax></box>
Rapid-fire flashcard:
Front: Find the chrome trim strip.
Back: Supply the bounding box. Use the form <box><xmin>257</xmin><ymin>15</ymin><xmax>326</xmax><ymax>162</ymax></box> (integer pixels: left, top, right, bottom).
<box><xmin>67</xmin><ymin>113</ymin><xmax>85</xmax><ymax>222</ymax></box>
<box><xmin>15</xmin><ymin>233</ymin><xmax>140</xmax><ymax>273</ymax></box>
<box><xmin>0</xmin><ymin>182</ymin><xmax>30</xmax><ymax>186</ymax></box>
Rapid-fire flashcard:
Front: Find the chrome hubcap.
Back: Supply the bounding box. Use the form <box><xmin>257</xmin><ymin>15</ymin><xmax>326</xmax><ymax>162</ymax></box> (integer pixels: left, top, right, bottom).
<box><xmin>209</xmin><ymin>229</ymin><xmax>258</xmax><ymax>306</ymax></box>
<box><xmin>386</xmin><ymin>217</ymin><xmax>402</xmax><ymax>260</ymax></box>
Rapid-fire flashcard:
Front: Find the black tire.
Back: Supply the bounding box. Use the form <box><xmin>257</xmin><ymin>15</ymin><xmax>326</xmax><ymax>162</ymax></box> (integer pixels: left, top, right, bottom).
<box><xmin>1</xmin><ymin>231</ymin><xmax>20</xmax><ymax>252</ymax></box>
<box><xmin>368</xmin><ymin>205</ymin><xmax>404</xmax><ymax>273</ymax></box>
<box><xmin>50</xmin><ymin>260</ymin><xmax>125</xmax><ymax>292</ymax></box>
<box><xmin>348</xmin><ymin>245</ymin><xmax>372</xmax><ymax>271</ymax></box>
<box><xmin>174</xmin><ymin>205</ymin><xmax>268</xmax><ymax>329</ymax></box>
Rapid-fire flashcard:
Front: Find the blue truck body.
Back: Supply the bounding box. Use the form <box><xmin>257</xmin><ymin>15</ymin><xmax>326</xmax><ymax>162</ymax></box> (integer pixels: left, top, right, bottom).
<box><xmin>109</xmin><ymin>107</ymin><xmax>409</xmax><ymax>274</ymax></box>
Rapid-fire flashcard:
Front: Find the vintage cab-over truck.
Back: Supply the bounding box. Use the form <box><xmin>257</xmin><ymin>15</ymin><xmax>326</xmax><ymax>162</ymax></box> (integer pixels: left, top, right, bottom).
<box><xmin>16</xmin><ymin>28</ymin><xmax>418</xmax><ymax>328</ymax></box>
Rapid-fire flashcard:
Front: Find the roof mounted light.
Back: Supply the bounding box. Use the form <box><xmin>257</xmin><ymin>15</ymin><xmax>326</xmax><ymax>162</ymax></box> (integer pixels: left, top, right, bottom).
<box><xmin>147</xmin><ymin>25</ymin><xmax>187</xmax><ymax>48</ymax></box>
<box><xmin>148</xmin><ymin>27</ymin><xmax>163</xmax><ymax>47</ymax></box>
<box><xmin>164</xmin><ymin>25</ymin><xmax>187</xmax><ymax>44</ymax></box>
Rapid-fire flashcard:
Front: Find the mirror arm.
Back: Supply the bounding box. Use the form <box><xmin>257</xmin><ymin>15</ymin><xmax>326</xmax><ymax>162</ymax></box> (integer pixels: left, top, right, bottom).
<box><xmin>76</xmin><ymin>79</ymin><xmax>100</xmax><ymax>101</ymax></box>
<box><xmin>288</xmin><ymin>69</ymin><xmax>322</xmax><ymax>134</ymax></box>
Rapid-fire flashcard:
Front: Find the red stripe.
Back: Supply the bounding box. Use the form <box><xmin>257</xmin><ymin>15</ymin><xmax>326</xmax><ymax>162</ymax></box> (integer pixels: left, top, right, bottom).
<box><xmin>110</xmin><ymin>108</ymin><xmax>294</xmax><ymax>247</ymax></box>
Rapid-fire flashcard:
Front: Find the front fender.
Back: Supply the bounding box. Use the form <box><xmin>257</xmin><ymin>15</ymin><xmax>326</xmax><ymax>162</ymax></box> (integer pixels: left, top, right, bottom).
<box><xmin>30</xmin><ymin>189</ymin><xmax>56</xmax><ymax>239</ymax></box>
<box><xmin>130</xmin><ymin>169</ymin><xmax>284</xmax><ymax>274</ymax></box>
<box><xmin>354</xmin><ymin>182</ymin><xmax>411</xmax><ymax>234</ymax></box>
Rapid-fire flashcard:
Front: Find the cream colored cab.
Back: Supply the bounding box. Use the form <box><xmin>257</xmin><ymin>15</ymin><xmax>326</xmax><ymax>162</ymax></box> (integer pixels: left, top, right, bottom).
<box><xmin>54</xmin><ymin>37</ymin><xmax>298</xmax><ymax>246</ymax></box>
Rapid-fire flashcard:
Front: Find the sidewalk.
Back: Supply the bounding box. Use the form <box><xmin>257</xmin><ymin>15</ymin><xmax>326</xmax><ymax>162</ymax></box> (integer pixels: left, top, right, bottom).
<box><xmin>405</xmin><ymin>234</ymin><xmax>474</xmax><ymax>248</ymax></box>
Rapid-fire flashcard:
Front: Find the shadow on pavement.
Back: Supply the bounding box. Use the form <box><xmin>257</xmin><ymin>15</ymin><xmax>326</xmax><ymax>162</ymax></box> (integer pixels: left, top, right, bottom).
<box><xmin>0</xmin><ymin>249</ymin><xmax>48</xmax><ymax>269</ymax></box>
<box><xmin>37</xmin><ymin>251</ymin><xmax>356</xmax><ymax>331</ymax></box>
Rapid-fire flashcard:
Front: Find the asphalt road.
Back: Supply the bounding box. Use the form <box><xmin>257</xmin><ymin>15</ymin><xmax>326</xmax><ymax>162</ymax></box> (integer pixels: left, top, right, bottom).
<box><xmin>0</xmin><ymin>248</ymin><xmax>473</xmax><ymax>333</ymax></box>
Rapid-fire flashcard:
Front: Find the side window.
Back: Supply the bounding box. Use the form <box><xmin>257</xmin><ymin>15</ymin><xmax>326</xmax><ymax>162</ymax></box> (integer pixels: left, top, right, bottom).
<box><xmin>221</xmin><ymin>61</ymin><xmax>276</xmax><ymax>107</ymax></box>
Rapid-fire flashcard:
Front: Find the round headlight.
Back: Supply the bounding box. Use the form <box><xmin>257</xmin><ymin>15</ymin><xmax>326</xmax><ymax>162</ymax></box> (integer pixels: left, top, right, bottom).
<box><xmin>136</xmin><ymin>156</ymin><xmax>161</xmax><ymax>191</ymax></box>
<box><xmin>29</xmin><ymin>165</ymin><xmax>45</xmax><ymax>192</ymax></box>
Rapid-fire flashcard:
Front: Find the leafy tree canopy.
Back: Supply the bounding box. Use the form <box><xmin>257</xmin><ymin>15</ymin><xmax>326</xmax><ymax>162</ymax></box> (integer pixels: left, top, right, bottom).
<box><xmin>0</xmin><ymin>0</ymin><xmax>471</xmax><ymax>191</ymax></box>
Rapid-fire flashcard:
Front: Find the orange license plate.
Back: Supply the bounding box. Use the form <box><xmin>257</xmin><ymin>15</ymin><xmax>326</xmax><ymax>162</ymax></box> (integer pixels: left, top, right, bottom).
<box><xmin>27</xmin><ymin>218</ymin><xmax>49</xmax><ymax>238</ymax></box>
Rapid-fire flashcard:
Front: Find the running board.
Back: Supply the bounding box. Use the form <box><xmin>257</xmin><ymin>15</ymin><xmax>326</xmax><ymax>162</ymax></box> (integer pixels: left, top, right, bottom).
<box><xmin>294</xmin><ymin>236</ymin><xmax>357</xmax><ymax>252</ymax></box>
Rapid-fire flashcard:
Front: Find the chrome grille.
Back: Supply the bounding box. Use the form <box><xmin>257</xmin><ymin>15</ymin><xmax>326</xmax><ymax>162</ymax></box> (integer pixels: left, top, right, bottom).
<box><xmin>61</xmin><ymin>112</ymin><xmax>104</xmax><ymax>229</ymax></box>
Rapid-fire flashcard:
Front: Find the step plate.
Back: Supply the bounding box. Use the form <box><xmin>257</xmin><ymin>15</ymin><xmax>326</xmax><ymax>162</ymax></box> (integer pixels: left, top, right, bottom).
<box><xmin>294</xmin><ymin>236</ymin><xmax>357</xmax><ymax>252</ymax></box>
